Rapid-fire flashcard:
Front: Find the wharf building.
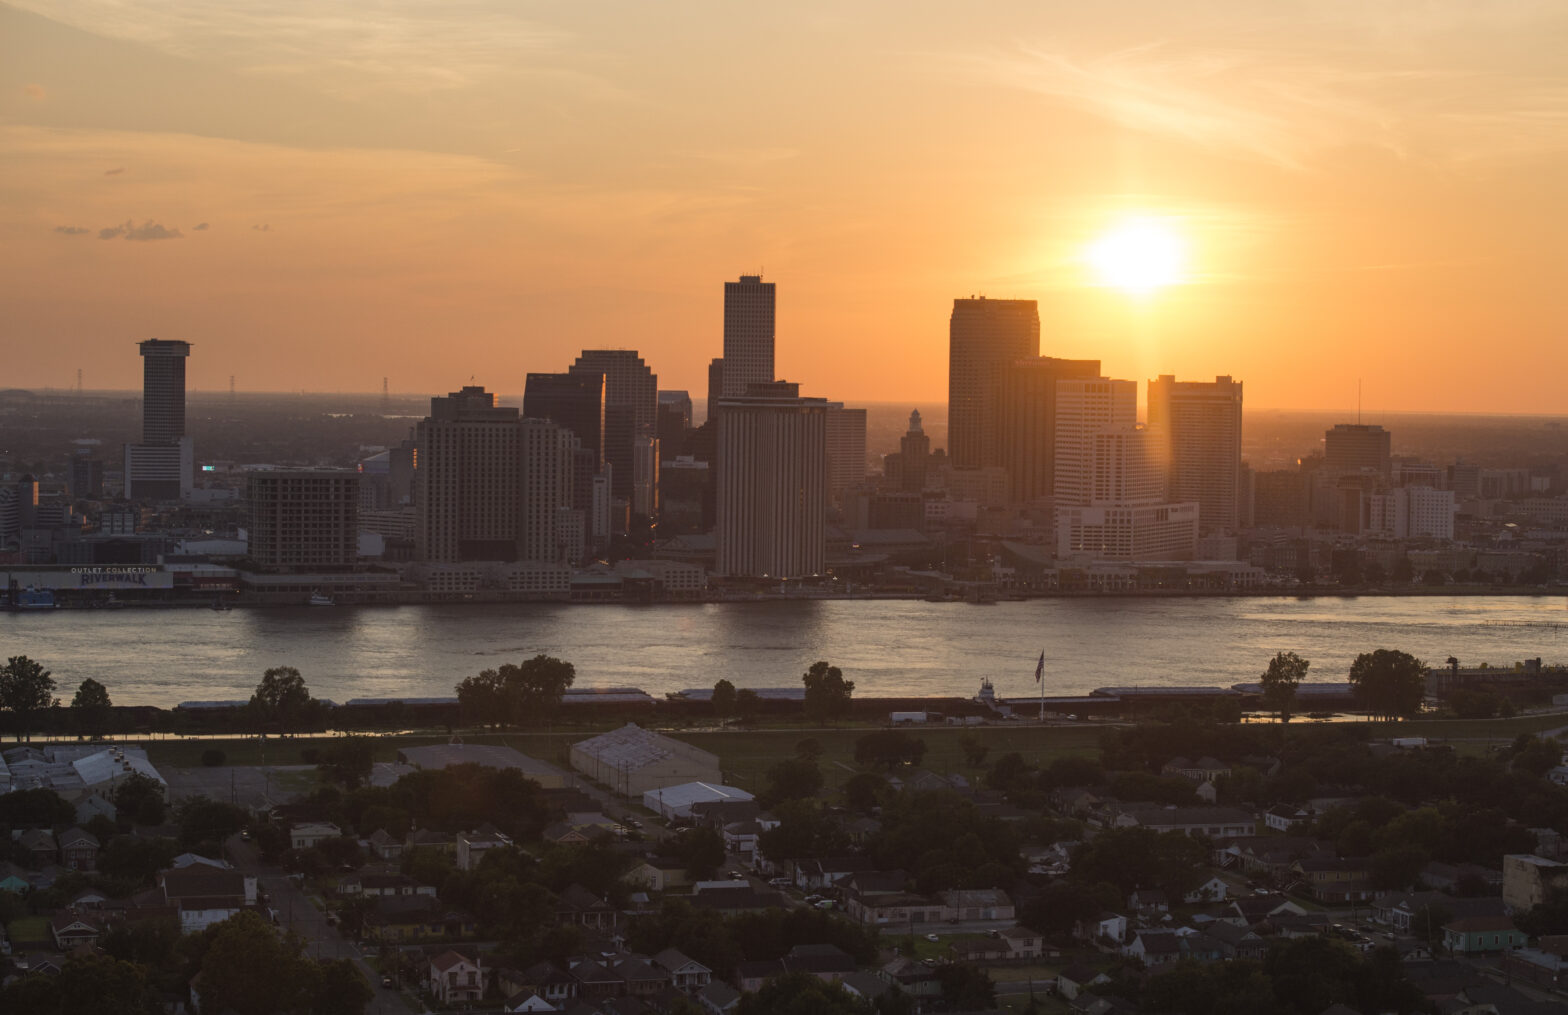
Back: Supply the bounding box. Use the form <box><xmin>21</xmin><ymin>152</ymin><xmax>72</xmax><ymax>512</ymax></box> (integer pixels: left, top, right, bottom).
<box><xmin>413</xmin><ymin>386</ymin><xmax>577</xmax><ymax>567</ymax></box>
<box><xmin>123</xmin><ymin>339</ymin><xmax>193</xmax><ymax>501</ymax></box>
<box><xmin>245</xmin><ymin>469</ymin><xmax>360</xmax><ymax>570</ymax></box>
<box><xmin>947</xmin><ymin>297</ymin><xmax>1040</xmax><ymax>472</ymax></box>
<box><xmin>715</xmin><ymin>381</ymin><xmax>827</xmax><ymax>578</ymax></box>
<box><xmin>1147</xmin><ymin>374</ymin><xmax>1243</xmax><ymax>534</ymax></box>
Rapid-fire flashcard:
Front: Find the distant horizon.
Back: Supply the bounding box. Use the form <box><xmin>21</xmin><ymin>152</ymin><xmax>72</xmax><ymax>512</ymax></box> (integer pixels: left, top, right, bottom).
<box><xmin>12</xmin><ymin>386</ymin><xmax>1568</xmax><ymax>422</ymax></box>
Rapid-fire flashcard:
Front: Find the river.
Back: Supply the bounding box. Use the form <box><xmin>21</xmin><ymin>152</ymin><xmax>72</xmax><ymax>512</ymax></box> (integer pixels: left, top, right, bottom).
<box><xmin>3</xmin><ymin>595</ymin><xmax>1565</xmax><ymax>707</ymax></box>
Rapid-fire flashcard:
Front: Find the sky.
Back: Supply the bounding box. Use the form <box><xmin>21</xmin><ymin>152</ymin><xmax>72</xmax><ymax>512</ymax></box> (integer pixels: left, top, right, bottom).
<box><xmin>3</xmin><ymin>1</ymin><xmax>1567</xmax><ymax>412</ymax></box>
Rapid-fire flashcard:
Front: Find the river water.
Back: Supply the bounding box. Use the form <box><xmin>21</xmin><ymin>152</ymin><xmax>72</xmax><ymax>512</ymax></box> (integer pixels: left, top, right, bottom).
<box><xmin>3</xmin><ymin>595</ymin><xmax>1565</xmax><ymax>707</ymax></box>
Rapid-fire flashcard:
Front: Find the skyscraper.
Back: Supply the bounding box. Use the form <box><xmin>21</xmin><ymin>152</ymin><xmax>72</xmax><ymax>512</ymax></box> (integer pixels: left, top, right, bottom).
<box><xmin>570</xmin><ymin>350</ymin><xmax>658</xmax><ymax>507</ymax></box>
<box><xmin>524</xmin><ymin>372</ymin><xmax>606</xmax><ymax>468</ymax></box>
<box><xmin>895</xmin><ymin>410</ymin><xmax>931</xmax><ymax>493</ymax></box>
<box><xmin>998</xmin><ymin>356</ymin><xmax>1102</xmax><ymax>504</ymax></box>
<box><xmin>1052</xmin><ymin>378</ymin><xmax>1138</xmax><ymax>508</ymax></box>
<box><xmin>124</xmin><ymin>338</ymin><xmax>194</xmax><ymax>501</ymax></box>
<box><xmin>247</xmin><ymin>470</ymin><xmax>360</xmax><ymax>571</ymax></box>
<box><xmin>414</xmin><ymin>385</ymin><xmax>575</xmax><ymax>564</ymax></box>
<box><xmin>715</xmin><ymin>381</ymin><xmax>827</xmax><ymax>578</ymax></box>
<box><xmin>722</xmin><ymin>275</ymin><xmax>775</xmax><ymax>398</ymax></box>
<box><xmin>1147</xmin><ymin>374</ymin><xmax>1244</xmax><ymax>533</ymax></box>
<box><xmin>824</xmin><ymin>402</ymin><xmax>868</xmax><ymax>507</ymax></box>
<box><xmin>1324</xmin><ymin>424</ymin><xmax>1392</xmax><ymax>477</ymax></box>
<box><xmin>948</xmin><ymin>298</ymin><xmax>1040</xmax><ymax>470</ymax></box>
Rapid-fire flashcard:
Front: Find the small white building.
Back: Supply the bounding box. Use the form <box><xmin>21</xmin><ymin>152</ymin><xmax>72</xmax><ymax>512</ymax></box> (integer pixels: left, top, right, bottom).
<box><xmin>290</xmin><ymin>822</ymin><xmax>343</xmax><ymax>850</ymax></box>
<box><xmin>430</xmin><ymin>951</ymin><xmax>484</xmax><ymax>1005</ymax></box>
<box><xmin>643</xmin><ymin>782</ymin><xmax>754</xmax><ymax>821</ymax></box>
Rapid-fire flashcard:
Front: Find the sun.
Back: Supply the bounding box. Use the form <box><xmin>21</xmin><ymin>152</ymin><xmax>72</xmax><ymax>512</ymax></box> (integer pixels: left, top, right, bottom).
<box><xmin>1086</xmin><ymin>216</ymin><xmax>1189</xmax><ymax>296</ymax></box>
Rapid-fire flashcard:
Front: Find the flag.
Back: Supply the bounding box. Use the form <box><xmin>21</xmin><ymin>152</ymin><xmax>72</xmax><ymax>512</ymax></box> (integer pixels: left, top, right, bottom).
<box><xmin>1034</xmin><ymin>651</ymin><xmax>1045</xmax><ymax>683</ymax></box>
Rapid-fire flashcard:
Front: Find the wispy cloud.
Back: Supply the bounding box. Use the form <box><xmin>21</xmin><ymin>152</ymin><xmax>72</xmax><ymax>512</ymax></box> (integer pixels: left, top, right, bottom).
<box><xmin>104</xmin><ymin>167</ymin><xmax>125</xmax><ymax>176</ymax></box>
<box><xmin>98</xmin><ymin>219</ymin><xmax>183</xmax><ymax>241</ymax></box>
<box><xmin>55</xmin><ymin>225</ymin><xmax>90</xmax><ymax>235</ymax></box>
<box><xmin>193</xmin><ymin>222</ymin><xmax>209</xmax><ymax>230</ymax></box>
<box><xmin>963</xmin><ymin>5</ymin><xmax>1568</xmax><ymax>171</ymax></box>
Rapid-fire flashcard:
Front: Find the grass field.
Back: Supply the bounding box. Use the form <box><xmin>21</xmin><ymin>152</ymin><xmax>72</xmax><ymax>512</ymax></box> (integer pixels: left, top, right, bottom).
<box><xmin>6</xmin><ymin>916</ymin><xmax>50</xmax><ymax>949</ymax></box>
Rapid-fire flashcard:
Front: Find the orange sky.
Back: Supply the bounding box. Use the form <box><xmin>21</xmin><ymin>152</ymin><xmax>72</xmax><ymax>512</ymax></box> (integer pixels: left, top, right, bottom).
<box><xmin>3</xmin><ymin>1</ymin><xmax>1566</xmax><ymax>412</ymax></box>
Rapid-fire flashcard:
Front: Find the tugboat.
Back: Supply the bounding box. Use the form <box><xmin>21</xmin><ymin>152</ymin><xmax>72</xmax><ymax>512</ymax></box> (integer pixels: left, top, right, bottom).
<box><xmin>13</xmin><ymin>587</ymin><xmax>57</xmax><ymax>610</ymax></box>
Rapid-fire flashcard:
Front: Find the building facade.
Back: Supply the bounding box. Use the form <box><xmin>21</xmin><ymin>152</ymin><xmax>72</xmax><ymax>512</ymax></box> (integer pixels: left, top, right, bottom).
<box><xmin>246</xmin><ymin>469</ymin><xmax>360</xmax><ymax>570</ymax></box>
<box><xmin>721</xmin><ymin>275</ymin><xmax>775</xmax><ymax>398</ymax></box>
<box><xmin>570</xmin><ymin>350</ymin><xmax>658</xmax><ymax>506</ymax></box>
<box><xmin>998</xmin><ymin>356</ymin><xmax>1101</xmax><ymax>504</ymax></box>
<box><xmin>124</xmin><ymin>339</ymin><xmax>194</xmax><ymax>501</ymax></box>
<box><xmin>1325</xmin><ymin>424</ymin><xmax>1392</xmax><ymax>477</ymax></box>
<box><xmin>824</xmin><ymin>403</ymin><xmax>868</xmax><ymax>508</ymax></box>
<box><xmin>948</xmin><ymin>298</ymin><xmax>1039</xmax><ymax>471</ymax></box>
<box><xmin>715</xmin><ymin>382</ymin><xmax>827</xmax><ymax>578</ymax></box>
<box><xmin>1147</xmin><ymin>374</ymin><xmax>1243</xmax><ymax>533</ymax></box>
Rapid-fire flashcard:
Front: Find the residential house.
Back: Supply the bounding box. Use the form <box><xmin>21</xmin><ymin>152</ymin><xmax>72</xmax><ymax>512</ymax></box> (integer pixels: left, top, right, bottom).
<box><xmin>1055</xmin><ymin>966</ymin><xmax>1111</xmax><ymax>1001</ymax></box>
<box><xmin>1217</xmin><ymin>835</ymin><xmax>1331</xmax><ymax>879</ymax></box>
<box><xmin>1221</xmin><ymin>897</ymin><xmax>1307</xmax><ymax>928</ymax></box>
<box><xmin>999</xmin><ymin>925</ymin><xmax>1046</xmax><ymax>960</ymax></box>
<box><xmin>734</xmin><ymin>960</ymin><xmax>785</xmax><ymax>993</ymax></box>
<box><xmin>1264</xmin><ymin>805</ymin><xmax>1310</xmax><ymax>832</ymax></box>
<box><xmin>50</xmin><ymin>912</ymin><xmax>101</xmax><ymax>949</ymax></box>
<box><xmin>653</xmin><ymin>948</ymin><xmax>712</xmax><ymax>992</ymax></box>
<box><xmin>1184</xmin><ymin>876</ymin><xmax>1229</xmax><ymax>904</ymax></box>
<box><xmin>157</xmin><ymin>865</ymin><xmax>255</xmax><ymax>933</ymax></box>
<box><xmin>16</xmin><ymin>829</ymin><xmax>56</xmax><ymax>867</ymax></box>
<box><xmin>792</xmin><ymin>856</ymin><xmax>875</xmax><ymax>891</ymax></box>
<box><xmin>1123</xmin><ymin>929</ymin><xmax>1183</xmax><ymax>967</ymax></box>
<box><xmin>1075</xmin><ymin>911</ymin><xmax>1127</xmax><ymax>944</ymax></box>
<box><xmin>362</xmin><ymin>894</ymin><xmax>479</xmax><ymax>942</ymax></box>
<box><xmin>570</xmin><ymin>959</ymin><xmax>625</xmax><ymax>999</ymax></box>
<box><xmin>1443</xmin><ymin>916</ymin><xmax>1528</xmax><ymax>954</ymax></box>
<box><xmin>784</xmin><ymin>943</ymin><xmax>856</xmax><ymax>982</ymax></box>
<box><xmin>457</xmin><ymin>829</ymin><xmax>512</xmax><ymax>871</ymax></box>
<box><xmin>500</xmin><ymin>961</ymin><xmax>578</xmax><ymax>1008</ymax></box>
<box><xmin>940</xmin><ymin>887</ymin><xmax>1014</xmax><ymax>922</ymax></box>
<box><xmin>557</xmin><ymin>885</ymin><xmax>618</xmax><ymax>930</ymax></box>
<box><xmin>367</xmin><ymin>828</ymin><xmax>404</xmax><ymax>860</ymax></box>
<box><xmin>504</xmin><ymin>992</ymin><xmax>558</xmax><ymax>1013</ymax></box>
<box><xmin>1290</xmin><ymin>857</ymin><xmax>1374</xmax><ymax>903</ymax></box>
<box><xmin>1203</xmin><ymin>920</ymin><xmax>1266</xmax><ymax>960</ymax></box>
<box><xmin>838</xmin><ymin>972</ymin><xmax>890</xmax><ymax>1005</ymax></box>
<box><xmin>429</xmin><ymin>951</ymin><xmax>484</xmax><ymax>1005</ymax></box>
<box><xmin>697</xmin><ymin>981</ymin><xmax>741</xmax><ymax>1015</ymax></box>
<box><xmin>57</xmin><ymin>828</ymin><xmax>99</xmax><ymax>872</ymax></box>
<box><xmin>1161</xmin><ymin>756</ymin><xmax>1231</xmax><ymax>783</ymax></box>
<box><xmin>405</xmin><ymin>828</ymin><xmax>458</xmax><ymax>855</ymax></box>
<box><xmin>878</xmin><ymin>957</ymin><xmax>940</xmax><ymax>998</ymax></box>
<box><xmin>628</xmin><ymin>857</ymin><xmax>690</xmax><ymax>893</ymax></box>
<box><xmin>1115</xmin><ymin>806</ymin><xmax>1256</xmax><ymax>838</ymax></box>
<box><xmin>612</xmin><ymin>956</ymin><xmax>667</xmax><ymax>997</ymax></box>
<box><xmin>1127</xmin><ymin>889</ymin><xmax>1169</xmax><ymax>915</ymax></box>
<box><xmin>289</xmin><ymin>822</ymin><xmax>342</xmax><ymax>850</ymax></box>
<box><xmin>337</xmin><ymin>872</ymin><xmax>436</xmax><ymax>898</ymax></box>
<box><xmin>1178</xmin><ymin>929</ymin><xmax>1226</xmax><ymax>963</ymax></box>
<box><xmin>687</xmin><ymin>884</ymin><xmax>784</xmax><ymax>915</ymax></box>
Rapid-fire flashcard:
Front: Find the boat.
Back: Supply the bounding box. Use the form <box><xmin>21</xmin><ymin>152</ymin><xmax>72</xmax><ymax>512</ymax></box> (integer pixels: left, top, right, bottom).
<box><xmin>307</xmin><ymin>592</ymin><xmax>336</xmax><ymax>607</ymax></box>
<box><xmin>13</xmin><ymin>587</ymin><xmax>57</xmax><ymax>610</ymax></box>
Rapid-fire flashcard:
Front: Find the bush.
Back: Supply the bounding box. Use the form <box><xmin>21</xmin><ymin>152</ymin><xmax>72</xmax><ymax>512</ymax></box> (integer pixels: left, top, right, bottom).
<box><xmin>201</xmin><ymin>749</ymin><xmax>227</xmax><ymax>767</ymax></box>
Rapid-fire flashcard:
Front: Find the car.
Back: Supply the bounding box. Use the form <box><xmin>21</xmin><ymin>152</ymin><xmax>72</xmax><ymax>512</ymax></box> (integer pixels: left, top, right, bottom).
<box><xmin>240</xmin><ymin>829</ymin><xmax>252</xmax><ymax>841</ymax></box>
<box><xmin>814</xmin><ymin>900</ymin><xmax>834</xmax><ymax>910</ymax></box>
<box><xmin>625</xmin><ymin>819</ymin><xmax>642</xmax><ymax>829</ymax></box>
<box><xmin>728</xmin><ymin>870</ymin><xmax>746</xmax><ymax>881</ymax></box>
<box><xmin>925</xmin><ymin>933</ymin><xmax>939</xmax><ymax>942</ymax></box>
<box><xmin>381</xmin><ymin>977</ymin><xmax>394</xmax><ymax>989</ymax></box>
<box><xmin>769</xmin><ymin>877</ymin><xmax>793</xmax><ymax>888</ymax></box>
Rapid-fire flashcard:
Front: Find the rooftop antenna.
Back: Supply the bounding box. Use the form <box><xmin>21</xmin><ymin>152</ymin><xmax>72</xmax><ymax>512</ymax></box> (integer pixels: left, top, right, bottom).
<box><xmin>382</xmin><ymin>376</ymin><xmax>389</xmax><ymax>405</ymax></box>
<box><xmin>229</xmin><ymin>374</ymin><xmax>236</xmax><ymax>398</ymax></box>
<box><xmin>76</xmin><ymin>368</ymin><xmax>83</xmax><ymax>395</ymax></box>
<box><xmin>1357</xmin><ymin>380</ymin><xmax>1362</xmax><ymax>425</ymax></box>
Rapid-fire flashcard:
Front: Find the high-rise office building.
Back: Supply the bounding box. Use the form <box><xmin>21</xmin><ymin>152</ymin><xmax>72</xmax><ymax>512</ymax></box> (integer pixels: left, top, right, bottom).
<box><xmin>706</xmin><ymin>358</ymin><xmax>725</xmax><ymax>425</ymax></box>
<box><xmin>715</xmin><ymin>381</ymin><xmax>827</xmax><ymax>578</ymax></box>
<box><xmin>999</xmin><ymin>356</ymin><xmax>1101</xmax><ymax>504</ymax></box>
<box><xmin>524</xmin><ymin>372</ymin><xmax>606</xmax><ymax>468</ymax></box>
<box><xmin>414</xmin><ymin>385</ymin><xmax>576</xmax><ymax>564</ymax></box>
<box><xmin>1324</xmin><ymin>424</ymin><xmax>1392</xmax><ymax>477</ymax></box>
<box><xmin>124</xmin><ymin>338</ymin><xmax>194</xmax><ymax>501</ymax></box>
<box><xmin>825</xmin><ymin>403</ymin><xmax>868</xmax><ymax>507</ymax></box>
<box><xmin>893</xmin><ymin>410</ymin><xmax>931</xmax><ymax>493</ymax></box>
<box><xmin>247</xmin><ymin>469</ymin><xmax>360</xmax><ymax>570</ymax></box>
<box><xmin>1147</xmin><ymin>374</ymin><xmax>1244</xmax><ymax>533</ymax></box>
<box><xmin>1052</xmin><ymin>378</ymin><xmax>1138</xmax><ymax>508</ymax></box>
<box><xmin>722</xmin><ymin>275</ymin><xmax>775</xmax><ymax>398</ymax></box>
<box><xmin>948</xmin><ymin>298</ymin><xmax>1040</xmax><ymax>471</ymax></box>
<box><xmin>570</xmin><ymin>350</ymin><xmax>658</xmax><ymax>507</ymax></box>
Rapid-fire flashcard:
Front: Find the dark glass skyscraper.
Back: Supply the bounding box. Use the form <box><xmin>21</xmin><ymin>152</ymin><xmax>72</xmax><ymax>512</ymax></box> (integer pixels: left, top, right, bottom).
<box><xmin>948</xmin><ymin>298</ymin><xmax>1039</xmax><ymax>470</ymax></box>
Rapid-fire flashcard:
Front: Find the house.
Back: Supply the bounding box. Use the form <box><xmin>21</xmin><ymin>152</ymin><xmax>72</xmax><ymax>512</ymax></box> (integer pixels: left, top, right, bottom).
<box><xmin>1116</xmin><ymin>805</ymin><xmax>1256</xmax><ymax>838</ymax></box>
<box><xmin>627</xmin><ymin>857</ymin><xmax>690</xmax><ymax>893</ymax></box>
<box><xmin>722</xmin><ymin>820</ymin><xmax>766</xmax><ymax>856</ymax></box>
<box><xmin>847</xmin><ymin>890</ymin><xmax>944</xmax><ymax>928</ymax></box>
<box><xmin>1203</xmin><ymin>920</ymin><xmax>1266</xmax><ymax>960</ymax></box>
<box><xmin>1264</xmin><ymin>805</ymin><xmax>1310</xmax><ymax>832</ymax></box>
<box><xmin>500</xmin><ymin>961</ymin><xmax>578</xmax><ymax>1007</ymax></box>
<box><xmin>457</xmin><ymin>829</ymin><xmax>512</xmax><ymax>871</ymax></box>
<box><xmin>612</xmin><ymin>956</ymin><xmax>668</xmax><ymax>996</ymax></box>
<box><xmin>16</xmin><ymin>829</ymin><xmax>56</xmax><ymax>867</ymax></box>
<box><xmin>1123</xmin><ymin>929</ymin><xmax>1183</xmax><ymax>967</ymax></box>
<box><xmin>50</xmin><ymin>912</ymin><xmax>101</xmax><ymax>949</ymax></box>
<box><xmin>878</xmin><ymin>956</ymin><xmax>941</xmax><ymax>998</ymax></box>
<box><xmin>338</xmin><ymin>872</ymin><xmax>435</xmax><ymax>898</ymax></box>
<box><xmin>1184</xmin><ymin>876</ymin><xmax>1229</xmax><ymax>904</ymax></box>
<box><xmin>1161</xmin><ymin>756</ymin><xmax>1231</xmax><ymax>783</ymax></box>
<box><xmin>405</xmin><ymin>828</ymin><xmax>458</xmax><ymax>854</ymax></box>
<box><xmin>838</xmin><ymin>971</ymin><xmax>890</xmax><ymax>1004</ymax></box>
<box><xmin>1055</xmin><ymin>966</ymin><xmax>1111</xmax><ymax>1001</ymax></box>
<box><xmin>362</xmin><ymin>894</ymin><xmax>479</xmax><ymax>942</ymax></box>
<box><xmin>950</xmin><ymin>937</ymin><xmax>1010</xmax><ymax>962</ymax></box>
<box><xmin>1443</xmin><ymin>916</ymin><xmax>1529</xmax><ymax>954</ymax></box>
<box><xmin>57</xmin><ymin>828</ymin><xmax>99</xmax><ymax>872</ymax></box>
<box><xmin>735</xmin><ymin>959</ymin><xmax>786</xmax><ymax>993</ymax></box>
<box><xmin>1290</xmin><ymin>857</ymin><xmax>1374</xmax><ymax>903</ymax></box>
<box><xmin>1127</xmin><ymin>889</ymin><xmax>1169</xmax><ymax>914</ymax></box>
<box><xmin>940</xmin><ymin>887</ymin><xmax>1014</xmax><ymax>922</ymax></box>
<box><xmin>557</xmin><ymin>885</ymin><xmax>618</xmax><ymax>930</ymax></box>
<box><xmin>1076</xmin><ymin>911</ymin><xmax>1127</xmax><ymax>944</ymax></box>
<box><xmin>653</xmin><ymin>948</ymin><xmax>712</xmax><ymax>992</ymax></box>
<box><xmin>784</xmin><ymin>943</ymin><xmax>856</xmax><ymax>982</ymax></box>
<box><xmin>157</xmin><ymin>865</ymin><xmax>254</xmax><ymax>933</ymax></box>
<box><xmin>289</xmin><ymin>822</ymin><xmax>342</xmax><ymax>850</ymax></box>
<box><xmin>792</xmin><ymin>856</ymin><xmax>876</xmax><ymax>891</ymax></box>
<box><xmin>504</xmin><ymin>992</ymin><xmax>557</xmax><ymax>1012</ymax></box>
<box><xmin>1217</xmin><ymin>835</ymin><xmax>1332</xmax><ymax>878</ymax></box>
<box><xmin>1222</xmin><ymin>897</ymin><xmax>1306</xmax><ymax>927</ymax></box>
<box><xmin>367</xmin><ymin>828</ymin><xmax>404</xmax><ymax>861</ymax></box>
<box><xmin>697</xmin><ymin>981</ymin><xmax>741</xmax><ymax>1014</ymax></box>
<box><xmin>429</xmin><ymin>950</ymin><xmax>484</xmax><ymax>1005</ymax></box>
<box><xmin>570</xmin><ymin>959</ymin><xmax>625</xmax><ymax>999</ymax></box>
<box><xmin>1178</xmin><ymin>929</ymin><xmax>1226</xmax><ymax>963</ymax></box>
<box><xmin>687</xmin><ymin>884</ymin><xmax>784</xmax><ymax>915</ymax></box>
<box><xmin>1000</xmin><ymin>925</ymin><xmax>1045</xmax><ymax>959</ymax></box>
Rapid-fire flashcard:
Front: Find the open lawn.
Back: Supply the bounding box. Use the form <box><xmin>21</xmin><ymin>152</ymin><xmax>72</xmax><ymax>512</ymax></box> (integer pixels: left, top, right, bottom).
<box><xmin>7</xmin><ymin>916</ymin><xmax>50</xmax><ymax>949</ymax></box>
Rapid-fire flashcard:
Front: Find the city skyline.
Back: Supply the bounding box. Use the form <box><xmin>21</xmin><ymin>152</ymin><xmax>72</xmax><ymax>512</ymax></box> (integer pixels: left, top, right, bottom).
<box><xmin>5</xmin><ymin>3</ymin><xmax>1568</xmax><ymax>412</ymax></box>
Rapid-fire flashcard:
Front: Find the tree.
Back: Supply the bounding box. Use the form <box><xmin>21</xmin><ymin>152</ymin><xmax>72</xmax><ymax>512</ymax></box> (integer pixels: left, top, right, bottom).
<box><xmin>454</xmin><ymin>669</ymin><xmax>503</xmax><ymax>727</ymax></box>
<box><xmin>1348</xmin><ymin>650</ymin><xmax>1426</xmax><ymax>721</ymax></box>
<box><xmin>310</xmin><ymin>958</ymin><xmax>373</xmax><ymax>1015</ymax></box>
<box><xmin>735</xmin><ymin>688</ymin><xmax>761</xmax><ymax>722</ymax></box>
<box><xmin>935</xmin><ymin>962</ymin><xmax>995</xmax><ymax>1010</ymax></box>
<box><xmin>960</xmin><ymin>732</ymin><xmax>989</xmax><ymax>768</ymax></box>
<box><xmin>853</xmin><ymin>730</ymin><xmax>926</xmax><ymax>769</ymax></box>
<box><xmin>737</xmin><ymin>973</ymin><xmax>871</xmax><ymax>1015</ymax></box>
<box><xmin>760</xmin><ymin>758</ymin><xmax>824</xmax><ymax>808</ymax></box>
<box><xmin>250</xmin><ymin>666</ymin><xmax>316</xmax><ymax>733</ymax></box>
<box><xmin>71</xmin><ymin>677</ymin><xmax>113</xmax><ymax>737</ymax></box>
<box><xmin>711</xmin><ymin>678</ymin><xmax>737</xmax><ymax>719</ymax></box>
<box><xmin>196</xmin><ymin>910</ymin><xmax>312</xmax><ymax>1015</ymax></box>
<box><xmin>456</xmin><ymin>655</ymin><xmax>576</xmax><ymax>728</ymax></box>
<box><xmin>1260</xmin><ymin>651</ymin><xmax>1309</xmax><ymax>723</ymax></box>
<box><xmin>672</xmin><ymin>826</ymin><xmax>726</xmax><ymax>880</ymax></box>
<box><xmin>0</xmin><ymin>655</ymin><xmax>58</xmax><ymax>741</ymax></box>
<box><xmin>802</xmin><ymin>660</ymin><xmax>854</xmax><ymax>724</ymax></box>
<box><xmin>317</xmin><ymin>737</ymin><xmax>374</xmax><ymax>789</ymax></box>
<box><xmin>111</xmin><ymin>772</ymin><xmax>167</xmax><ymax>826</ymax></box>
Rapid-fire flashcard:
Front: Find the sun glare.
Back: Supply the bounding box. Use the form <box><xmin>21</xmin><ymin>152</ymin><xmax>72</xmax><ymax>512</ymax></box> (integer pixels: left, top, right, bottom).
<box><xmin>1086</xmin><ymin>217</ymin><xmax>1188</xmax><ymax>296</ymax></box>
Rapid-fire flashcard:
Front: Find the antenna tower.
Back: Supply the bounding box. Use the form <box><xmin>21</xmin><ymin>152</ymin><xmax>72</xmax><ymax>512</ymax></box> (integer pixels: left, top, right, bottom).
<box><xmin>229</xmin><ymin>375</ymin><xmax>236</xmax><ymax>398</ymax></box>
<box><xmin>76</xmin><ymin>368</ymin><xmax>83</xmax><ymax>395</ymax></box>
<box><xmin>382</xmin><ymin>376</ymin><xmax>389</xmax><ymax>406</ymax></box>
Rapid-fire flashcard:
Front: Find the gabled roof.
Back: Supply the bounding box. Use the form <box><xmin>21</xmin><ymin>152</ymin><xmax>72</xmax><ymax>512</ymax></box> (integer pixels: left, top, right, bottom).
<box><xmin>431</xmin><ymin>950</ymin><xmax>478</xmax><ymax>973</ymax></box>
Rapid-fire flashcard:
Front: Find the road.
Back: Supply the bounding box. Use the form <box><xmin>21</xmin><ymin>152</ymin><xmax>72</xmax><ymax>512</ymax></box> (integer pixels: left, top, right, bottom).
<box><xmin>226</xmin><ymin>834</ymin><xmax>419</xmax><ymax>1015</ymax></box>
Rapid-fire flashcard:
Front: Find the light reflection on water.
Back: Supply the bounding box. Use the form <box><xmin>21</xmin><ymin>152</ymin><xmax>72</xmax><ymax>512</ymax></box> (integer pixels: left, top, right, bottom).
<box><xmin>2</xmin><ymin>594</ymin><xmax>1563</xmax><ymax>707</ymax></box>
